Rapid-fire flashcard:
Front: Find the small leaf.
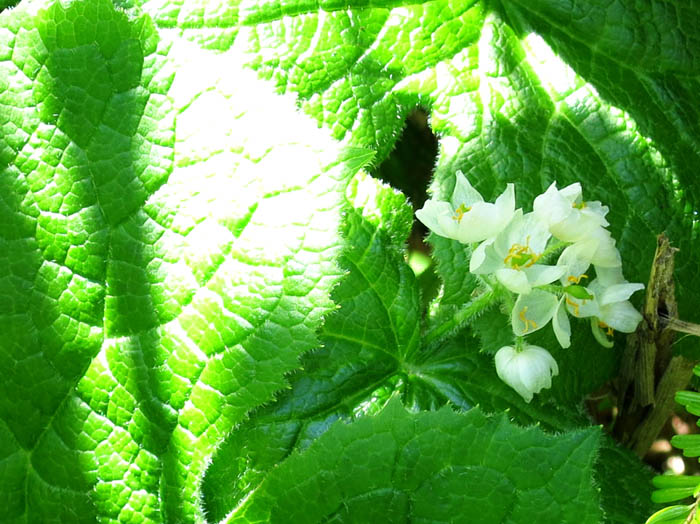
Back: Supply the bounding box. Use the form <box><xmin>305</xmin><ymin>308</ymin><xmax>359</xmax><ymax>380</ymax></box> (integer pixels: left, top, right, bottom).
<box><xmin>652</xmin><ymin>488</ymin><xmax>698</xmax><ymax>504</ymax></box>
<box><xmin>671</xmin><ymin>435</ymin><xmax>700</xmax><ymax>457</ymax></box>
<box><xmin>653</xmin><ymin>475</ymin><xmax>700</xmax><ymax>490</ymax></box>
<box><xmin>565</xmin><ymin>284</ymin><xmax>594</xmax><ymax>300</ymax></box>
<box><xmin>645</xmin><ymin>505</ymin><xmax>693</xmax><ymax>524</ymax></box>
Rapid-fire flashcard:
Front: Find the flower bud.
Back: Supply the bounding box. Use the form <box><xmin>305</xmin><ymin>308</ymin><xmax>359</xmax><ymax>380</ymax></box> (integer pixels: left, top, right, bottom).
<box><xmin>495</xmin><ymin>344</ymin><xmax>559</xmax><ymax>402</ymax></box>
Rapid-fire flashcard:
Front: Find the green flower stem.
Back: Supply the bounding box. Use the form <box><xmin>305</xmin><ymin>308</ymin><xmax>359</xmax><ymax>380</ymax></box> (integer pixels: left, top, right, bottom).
<box><xmin>536</xmin><ymin>283</ymin><xmax>565</xmax><ymax>297</ymax></box>
<box><xmin>540</xmin><ymin>240</ymin><xmax>568</xmax><ymax>262</ymax></box>
<box><xmin>425</xmin><ymin>289</ymin><xmax>498</xmax><ymax>345</ymax></box>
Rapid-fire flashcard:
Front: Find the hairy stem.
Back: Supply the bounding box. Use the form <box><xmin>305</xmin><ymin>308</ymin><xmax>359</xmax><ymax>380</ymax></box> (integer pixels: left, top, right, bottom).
<box><xmin>425</xmin><ymin>289</ymin><xmax>497</xmax><ymax>345</ymax></box>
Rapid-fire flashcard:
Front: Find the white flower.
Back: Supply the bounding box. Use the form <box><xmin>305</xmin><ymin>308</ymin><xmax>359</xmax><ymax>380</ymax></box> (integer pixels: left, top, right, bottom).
<box><xmin>470</xmin><ymin>210</ymin><xmax>565</xmax><ymax>294</ymax></box>
<box><xmin>495</xmin><ymin>344</ymin><xmax>559</xmax><ymax>402</ymax></box>
<box><xmin>562</xmin><ymin>265</ymin><xmax>644</xmax><ymax>347</ymax></box>
<box><xmin>416</xmin><ymin>171</ymin><xmax>515</xmax><ymax>244</ymax></box>
<box><xmin>589</xmin><ymin>266</ymin><xmax>644</xmax><ymax>345</ymax></box>
<box><xmin>533</xmin><ymin>182</ymin><xmax>609</xmax><ymax>243</ymax></box>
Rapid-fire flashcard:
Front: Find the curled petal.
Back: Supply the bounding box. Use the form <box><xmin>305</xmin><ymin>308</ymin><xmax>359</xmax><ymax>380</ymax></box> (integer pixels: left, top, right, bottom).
<box><xmin>591</xmin><ymin>318</ymin><xmax>614</xmax><ymax>348</ymax></box>
<box><xmin>553</xmin><ymin>298</ymin><xmax>571</xmax><ymax>349</ymax></box>
<box><xmin>599</xmin><ymin>283</ymin><xmax>645</xmax><ymax>305</ymax></box>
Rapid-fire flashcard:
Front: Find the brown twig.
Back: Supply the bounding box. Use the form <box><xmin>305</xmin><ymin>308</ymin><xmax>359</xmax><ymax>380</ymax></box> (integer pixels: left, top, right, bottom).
<box><xmin>612</xmin><ymin>234</ymin><xmax>699</xmax><ymax>457</ymax></box>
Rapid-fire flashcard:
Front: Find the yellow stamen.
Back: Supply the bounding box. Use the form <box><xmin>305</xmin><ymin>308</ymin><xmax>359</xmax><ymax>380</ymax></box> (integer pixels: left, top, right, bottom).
<box><xmin>565</xmin><ymin>296</ymin><xmax>580</xmax><ymax>317</ymax></box>
<box><xmin>452</xmin><ymin>203</ymin><xmax>472</xmax><ymax>222</ymax></box>
<box><xmin>598</xmin><ymin>321</ymin><xmax>614</xmax><ymax>337</ymax></box>
<box><xmin>567</xmin><ymin>274</ymin><xmax>589</xmax><ymax>285</ymax></box>
<box><xmin>572</xmin><ymin>201</ymin><xmax>586</xmax><ymax>210</ymax></box>
<box><xmin>519</xmin><ymin>306</ymin><xmax>538</xmax><ymax>333</ymax></box>
<box><xmin>503</xmin><ymin>236</ymin><xmax>541</xmax><ymax>270</ymax></box>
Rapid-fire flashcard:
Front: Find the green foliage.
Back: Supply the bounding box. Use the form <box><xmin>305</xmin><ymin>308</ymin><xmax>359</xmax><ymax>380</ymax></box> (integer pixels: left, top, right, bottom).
<box><xmin>229</xmin><ymin>399</ymin><xmax>602</xmax><ymax>523</ymax></box>
<box><xmin>1</xmin><ymin>0</ymin><xmax>698</xmax><ymax>522</ymax></box>
<box><xmin>648</xmin><ymin>365</ymin><xmax>700</xmax><ymax>523</ymax></box>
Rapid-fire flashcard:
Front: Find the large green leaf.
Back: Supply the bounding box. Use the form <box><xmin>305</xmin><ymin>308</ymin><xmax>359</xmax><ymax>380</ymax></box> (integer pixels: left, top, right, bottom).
<box><xmin>228</xmin><ymin>399</ymin><xmax>603</xmax><ymax>523</ymax></box>
<box><xmin>2</xmin><ymin>0</ymin><xmax>698</xmax><ymax>522</ymax></box>
<box><xmin>227</xmin><ymin>0</ymin><xmax>698</xmax><ymax>353</ymax></box>
<box><xmin>0</xmin><ymin>1</ymin><xmax>361</xmax><ymax>521</ymax></box>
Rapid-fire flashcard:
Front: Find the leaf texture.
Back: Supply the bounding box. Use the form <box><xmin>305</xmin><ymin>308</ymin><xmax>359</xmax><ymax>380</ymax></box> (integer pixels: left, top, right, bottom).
<box><xmin>0</xmin><ymin>1</ymin><xmax>358</xmax><ymax>521</ymax></box>
<box><xmin>228</xmin><ymin>399</ymin><xmax>603</xmax><ymax>523</ymax></box>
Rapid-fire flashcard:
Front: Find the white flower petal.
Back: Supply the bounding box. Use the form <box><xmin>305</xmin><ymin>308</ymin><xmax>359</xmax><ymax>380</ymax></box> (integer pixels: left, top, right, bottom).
<box><xmin>496</xmin><ymin>268</ymin><xmax>531</xmax><ymax>294</ymax></box>
<box><xmin>493</xmin><ymin>183</ymin><xmax>516</xmax><ymax>227</ymax></box>
<box><xmin>591</xmin><ymin>318</ymin><xmax>614</xmax><ymax>348</ymax></box>
<box><xmin>557</xmin><ymin>243</ymin><xmax>593</xmax><ymax>285</ymax></box>
<box><xmin>495</xmin><ymin>346</ymin><xmax>532</xmax><ymax>402</ymax></box>
<box><xmin>582</xmin><ymin>201</ymin><xmax>609</xmax><ymax>226</ymax></box>
<box><xmin>523</xmin><ymin>264</ymin><xmax>566</xmax><ymax>287</ymax></box>
<box><xmin>600</xmin><ymin>301</ymin><xmax>643</xmax><ymax>333</ymax></box>
<box><xmin>552</xmin><ymin>298</ymin><xmax>571</xmax><ymax>348</ymax></box>
<box><xmin>593</xmin><ymin>266</ymin><xmax>625</xmax><ymax>287</ymax></box>
<box><xmin>550</xmin><ymin>214</ymin><xmax>601</xmax><ymax>243</ymax></box>
<box><xmin>417</xmin><ymin>174</ymin><xmax>515</xmax><ymax>245</ymax></box>
<box><xmin>495</xmin><ymin>345</ymin><xmax>558</xmax><ymax>403</ymax></box>
<box><xmin>563</xmin><ymin>291</ymin><xmax>600</xmax><ymax>319</ymax></box>
<box><xmin>416</xmin><ymin>200</ymin><xmax>460</xmax><ymax>239</ymax></box>
<box><xmin>534</xmin><ymin>182</ymin><xmax>572</xmax><ymax>226</ymax></box>
<box><xmin>534</xmin><ymin>182</ymin><xmax>608</xmax><ymax>242</ymax></box>
<box><xmin>469</xmin><ymin>238</ymin><xmax>500</xmax><ymax>273</ymax></box>
<box><xmin>559</xmin><ymin>182</ymin><xmax>582</xmax><ymax>203</ymax></box>
<box><xmin>588</xmin><ymin>228</ymin><xmax>622</xmax><ymax>267</ymax></box>
<box><xmin>451</xmin><ymin>170</ymin><xmax>484</xmax><ymax>207</ymax></box>
<box><xmin>600</xmin><ymin>282</ymin><xmax>645</xmax><ymax>305</ymax></box>
<box><xmin>511</xmin><ymin>290</ymin><xmax>558</xmax><ymax>336</ymax></box>
<box><xmin>456</xmin><ymin>201</ymin><xmax>510</xmax><ymax>243</ymax></box>
<box><xmin>518</xmin><ymin>211</ymin><xmax>552</xmax><ymax>254</ymax></box>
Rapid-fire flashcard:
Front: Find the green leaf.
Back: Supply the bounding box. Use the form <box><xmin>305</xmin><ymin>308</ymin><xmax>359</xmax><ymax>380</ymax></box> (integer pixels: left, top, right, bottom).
<box><xmin>646</xmin><ymin>505</ymin><xmax>694</xmax><ymax>524</ymax></box>
<box><xmin>0</xmin><ymin>0</ymin><xmax>19</xmax><ymax>12</ymax></box>
<box><xmin>671</xmin><ymin>434</ymin><xmax>700</xmax><ymax>458</ymax></box>
<box><xmin>227</xmin><ymin>399</ymin><xmax>603</xmax><ymax>523</ymax></box>
<box><xmin>652</xmin><ymin>488</ymin><xmax>698</xmax><ymax>505</ymax></box>
<box><xmin>203</xmin><ymin>172</ymin><xmax>420</xmax><ymax>521</ymax></box>
<box><xmin>221</xmin><ymin>0</ymin><xmax>697</xmax><ymax>358</ymax></box>
<box><xmin>202</xmin><ymin>174</ymin><xmax>595</xmax><ymax>520</ymax></box>
<box><xmin>0</xmin><ymin>1</ymin><xmax>362</xmax><ymax>521</ymax></box>
<box><xmin>676</xmin><ymin>391</ymin><xmax>700</xmax><ymax>417</ymax></box>
<box><xmin>595</xmin><ymin>437</ymin><xmax>661</xmax><ymax>523</ymax></box>
<box><xmin>3</xmin><ymin>0</ymin><xmax>698</xmax><ymax>521</ymax></box>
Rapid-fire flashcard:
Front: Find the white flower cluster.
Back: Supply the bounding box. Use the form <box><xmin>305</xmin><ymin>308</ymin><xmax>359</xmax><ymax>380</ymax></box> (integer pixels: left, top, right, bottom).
<box><xmin>417</xmin><ymin>171</ymin><xmax>644</xmax><ymax>402</ymax></box>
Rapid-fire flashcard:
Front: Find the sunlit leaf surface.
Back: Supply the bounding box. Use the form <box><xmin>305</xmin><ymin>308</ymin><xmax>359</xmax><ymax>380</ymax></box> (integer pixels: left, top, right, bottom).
<box><xmin>1</xmin><ymin>0</ymin><xmax>694</xmax><ymax>522</ymax></box>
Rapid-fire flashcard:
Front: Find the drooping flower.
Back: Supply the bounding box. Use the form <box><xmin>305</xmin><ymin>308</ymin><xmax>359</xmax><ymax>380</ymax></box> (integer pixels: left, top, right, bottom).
<box><xmin>416</xmin><ymin>170</ymin><xmax>515</xmax><ymax>244</ymax></box>
<box><xmin>589</xmin><ymin>266</ymin><xmax>644</xmax><ymax>346</ymax></box>
<box><xmin>560</xmin><ymin>265</ymin><xmax>644</xmax><ymax>347</ymax></box>
<box><xmin>495</xmin><ymin>344</ymin><xmax>559</xmax><ymax>402</ymax></box>
<box><xmin>470</xmin><ymin>210</ymin><xmax>565</xmax><ymax>294</ymax></box>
